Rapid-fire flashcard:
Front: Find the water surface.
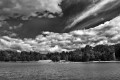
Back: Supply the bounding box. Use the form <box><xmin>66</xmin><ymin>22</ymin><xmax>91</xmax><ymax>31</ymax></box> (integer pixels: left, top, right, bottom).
<box><xmin>0</xmin><ymin>62</ymin><xmax>120</xmax><ymax>80</ymax></box>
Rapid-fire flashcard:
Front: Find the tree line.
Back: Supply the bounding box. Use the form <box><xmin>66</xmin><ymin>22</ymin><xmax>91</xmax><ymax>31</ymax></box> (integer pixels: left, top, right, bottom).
<box><xmin>0</xmin><ymin>44</ymin><xmax>120</xmax><ymax>62</ymax></box>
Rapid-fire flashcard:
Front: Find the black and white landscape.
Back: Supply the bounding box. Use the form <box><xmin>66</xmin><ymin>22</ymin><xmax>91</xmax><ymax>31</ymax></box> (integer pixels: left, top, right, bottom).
<box><xmin>0</xmin><ymin>0</ymin><xmax>120</xmax><ymax>80</ymax></box>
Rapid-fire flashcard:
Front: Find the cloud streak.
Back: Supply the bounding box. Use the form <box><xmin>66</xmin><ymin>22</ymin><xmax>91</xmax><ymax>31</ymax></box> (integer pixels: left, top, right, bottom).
<box><xmin>65</xmin><ymin>0</ymin><xmax>119</xmax><ymax>30</ymax></box>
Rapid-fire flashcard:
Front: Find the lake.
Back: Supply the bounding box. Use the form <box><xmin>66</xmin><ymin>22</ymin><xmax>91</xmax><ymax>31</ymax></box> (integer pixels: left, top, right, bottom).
<box><xmin>0</xmin><ymin>62</ymin><xmax>120</xmax><ymax>80</ymax></box>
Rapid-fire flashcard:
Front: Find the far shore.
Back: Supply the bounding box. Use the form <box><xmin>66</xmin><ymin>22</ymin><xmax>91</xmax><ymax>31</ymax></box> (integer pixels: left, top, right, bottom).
<box><xmin>37</xmin><ymin>60</ymin><xmax>120</xmax><ymax>64</ymax></box>
<box><xmin>89</xmin><ymin>61</ymin><xmax>120</xmax><ymax>63</ymax></box>
<box><xmin>1</xmin><ymin>60</ymin><xmax>120</xmax><ymax>64</ymax></box>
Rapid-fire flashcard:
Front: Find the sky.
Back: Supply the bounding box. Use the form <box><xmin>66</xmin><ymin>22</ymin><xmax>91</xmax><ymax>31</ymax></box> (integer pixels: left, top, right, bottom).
<box><xmin>0</xmin><ymin>0</ymin><xmax>120</xmax><ymax>53</ymax></box>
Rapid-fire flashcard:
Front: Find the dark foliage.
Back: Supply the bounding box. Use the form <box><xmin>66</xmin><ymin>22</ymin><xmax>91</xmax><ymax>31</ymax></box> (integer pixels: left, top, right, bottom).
<box><xmin>0</xmin><ymin>44</ymin><xmax>120</xmax><ymax>62</ymax></box>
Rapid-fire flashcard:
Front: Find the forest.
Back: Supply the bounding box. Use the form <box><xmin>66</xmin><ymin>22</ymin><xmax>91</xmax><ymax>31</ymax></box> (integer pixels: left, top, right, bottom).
<box><xmin>0</xmin><ymin>44</ymin><xmax>120</xmax><ymax>62</ymax></box>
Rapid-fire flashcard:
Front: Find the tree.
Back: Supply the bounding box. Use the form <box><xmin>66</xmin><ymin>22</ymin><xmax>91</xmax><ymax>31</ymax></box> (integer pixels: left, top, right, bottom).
<box><xmin>114</xmin><ymin>44</ymin><xmax>120</xmax><ymax>60</ymax></box>
<box><xmin>93</xmin><ymin>45</ymin><xmax>116</xmax><ymax>61</ymax></box>
<box><xmin>0</xmin><ymin>50</ymin><xmax>5</xmax><ymax>61</ymax></box>
<box><xmin>82</xmin><ymin>45</ymin><xmax>93</xmax><ymax>62</ymax></box>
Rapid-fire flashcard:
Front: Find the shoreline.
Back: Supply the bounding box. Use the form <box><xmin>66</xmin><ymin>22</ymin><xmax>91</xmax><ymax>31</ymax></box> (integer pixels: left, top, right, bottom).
<box><xmin>55</xmin><ymin>61</ymin><xmax>120</xmax><ymax>64</ymax></box>
<box><xmin>89</xmin><ymin>61</ymin><xmax>120</xmax><ymax>63</ymax></box>
<box><xmin>1</xmin><ymin>60</ymin><xmax>120</xmax><ymax>64</ymax></box>
<box><xmin>39</xmin><ymin>60</ymin><xmax>120</xmax><ymax>64</ymax></box>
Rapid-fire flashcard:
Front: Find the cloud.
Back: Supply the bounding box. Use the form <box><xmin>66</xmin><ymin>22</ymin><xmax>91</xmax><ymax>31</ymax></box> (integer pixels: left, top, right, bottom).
<box><xmin>65</xmin><ymin>0</ymin><xmax>120</xmax><ymax>30</ymax></box>
<box><xmin>0</xmin><ymin>15</ymin><xmax>120</xmax><ymax>53</ymax></box>
<box><xmin>0</xmin><ymin>0</ymin><xmax>62</xmax><ymax>18</ymax></box>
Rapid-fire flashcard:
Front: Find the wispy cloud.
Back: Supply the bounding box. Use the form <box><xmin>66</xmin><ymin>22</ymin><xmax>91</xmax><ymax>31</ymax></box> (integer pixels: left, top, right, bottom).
<box><xmin>65</xmin><ymin>0</ymin><xmax>120</xmax><ymax>30</ymax></box>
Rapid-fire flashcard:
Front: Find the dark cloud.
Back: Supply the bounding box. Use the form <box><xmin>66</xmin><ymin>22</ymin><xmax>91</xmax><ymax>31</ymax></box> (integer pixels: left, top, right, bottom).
<box><xmin>0</xmin><ymin>0</ymin><xmax>62</xmax><ymax>17</ymax></box>
<box><xmin>0</xmin><ymin>0</ymin><xmax>120</xmax><ymax>39</ymax></box>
